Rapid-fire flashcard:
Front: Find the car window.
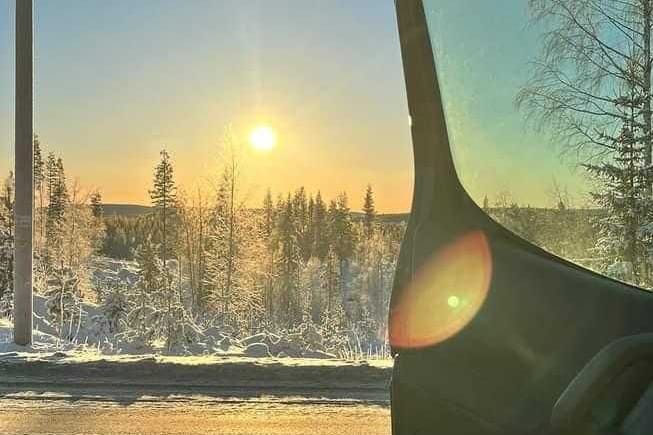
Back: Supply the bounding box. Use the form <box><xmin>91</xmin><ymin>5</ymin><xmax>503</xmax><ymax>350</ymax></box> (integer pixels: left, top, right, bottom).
<box><xmin>423</xmin><ymin>0</ymin><xmax>653</xmax><ymax>289</ymax></box>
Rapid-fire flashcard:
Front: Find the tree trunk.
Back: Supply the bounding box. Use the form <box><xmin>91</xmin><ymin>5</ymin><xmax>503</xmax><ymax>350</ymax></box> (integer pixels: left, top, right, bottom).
<box><xmin>644</xmin><ymin>0</ymin><xmax>652</xmax><ymax>195</ymax></box>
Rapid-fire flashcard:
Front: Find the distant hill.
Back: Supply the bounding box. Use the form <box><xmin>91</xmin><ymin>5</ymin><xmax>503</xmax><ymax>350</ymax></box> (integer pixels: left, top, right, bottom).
<box><xmin>103</xmin><ymin>204</ymin><xmax>411</xmax><ymax>221</ymax></box>
<box><xmin>351</xmin><ymin>212</ymin><xmax>410</xmax><ymax>224</ymax></box>
<box><xmin>103</xmin><ymin>204</ymin><xmax>600</xmax><ymax>224</ymax></box>
<box><xmin>103</xmin><ymin>204</ymin><xmax>151</xmax><ymax>217</ymax></box>
<box><xmin>377</xmin><ymin>213</ymin><xmax>410</xmax><ymax>224</ymax></box>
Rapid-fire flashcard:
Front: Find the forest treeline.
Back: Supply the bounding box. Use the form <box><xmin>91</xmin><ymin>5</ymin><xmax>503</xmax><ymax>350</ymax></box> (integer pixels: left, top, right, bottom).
<box><xmin>0</xmin><ymin>125</ymin><xmax>643</xmax><ymax>354</ymax></box>
<box><xmin>0</xmin><ymin>136</ymin><xmax>404</xmax><ymax>354</ymax></box>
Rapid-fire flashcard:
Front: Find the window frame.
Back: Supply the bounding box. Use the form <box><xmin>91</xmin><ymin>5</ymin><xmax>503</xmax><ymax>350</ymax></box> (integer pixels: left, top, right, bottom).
<box><xmin>392</xmin><ymin>0</ymin><xmax>652</xmax><ymax>297</ymax></box>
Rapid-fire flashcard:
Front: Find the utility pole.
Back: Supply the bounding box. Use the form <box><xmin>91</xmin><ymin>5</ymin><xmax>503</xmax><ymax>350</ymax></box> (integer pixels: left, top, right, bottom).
<box><xmin>14</xmin><ymin>0</ymin><xmax>33</xmax><ymax>345</ymax></box>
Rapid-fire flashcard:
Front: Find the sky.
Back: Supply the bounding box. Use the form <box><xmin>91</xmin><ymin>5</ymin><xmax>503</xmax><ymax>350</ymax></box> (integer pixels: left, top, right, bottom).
<box><xmin>423</xmin><ymin>0</ymin><xmax>590</xmax><ymax>207</ymax></box>
<box><xmin>0</xmin><ymin>1</ymin><xmax>590</xmax><ymax>212</ymax></box>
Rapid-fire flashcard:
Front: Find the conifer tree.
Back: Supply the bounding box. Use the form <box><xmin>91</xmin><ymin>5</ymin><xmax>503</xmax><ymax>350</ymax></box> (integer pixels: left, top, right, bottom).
<box><xmin>34</xmin><ymin>135</ymin><xmax>46</xmax><ymax>253</ymax></box>
<box><xmin>362</xmin><ymin>184</ymin><xmax>376</xmax><ymax>237</ymax></box>
<box><xmin>293</xmin><ymin>187</ymin><xmax>312</xmax><ymax>261</ymax></box>
<box><xmin>312</xmin><ymin>191</ymin><xmax>329</xmax><ymax>260</ymax></box>
<box><xmin>585</xmin><ymin>74</ymin><xmax>651</xmax><ymax>283</ymax></box>
<box><xmin>45</xmin><ymin>155</ymin><xmax>68</xmax><ymax>265</ymax></box>
<box><xmin>0</xmin><ymin>173</ymin><xmax>14</xmax><ymax>318</ymax></box>
<box><xmin>330</xmin><ymin>193</ymin><xmax>356</xmax><ymax>322</ymax></box>
<box><xmin>261</xmin><ymin>189</ymin><xmax>277</xmax><ymax>320</ymax></box>
<box><xmin>90</xmin><ymin>191</ymin><xmax>104</xmax><ymax>219</ymax></box>
<box><xmin>275</xmin><ymin>195</ymin><xmax>302</xmax><ymax>326</ymax></box>
<box><xmin>149</xmin><ymin>149</ymin><xmax>178</xmax><ymax>291</ymax></box>
<box><xmin>126</xmin><ymin>237</ymin><xmax>200</xmax><ymax>350</ymax></box>
<box><xmin>263</xmin><ymin>189</ymin><xmax>275</xmax><ymax>240</ymax></box>
<box><xmin>97</xmin><ymin>282</ymin><xmax>130</xmax><ymax>334</ymax></box>
<box><xmin>124</xmin><ymin>237</ymin><xmax>165</xmax><ymax>345</ymax></box>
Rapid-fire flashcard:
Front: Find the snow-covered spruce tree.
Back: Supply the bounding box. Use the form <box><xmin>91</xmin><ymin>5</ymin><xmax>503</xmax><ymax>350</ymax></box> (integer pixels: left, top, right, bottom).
<box><xmin>0</xmin><ymin>284</ymin><xmax>12</xmax><ymax>320</ymax></box>
<box><xmin>362</xmin><ymin>184</ymin><xmax>376</xmax><ymax>238</ymax></box>
<box><xmin>96</xmin><ymin>282</ymin><xmax>130</xmax><ymax>334</ymax></box>
<box><xmin>354</xmin><ymin>223</ymin><xmax>395</xmax><ymax>333</ymax></box>
<box><xmin>356</xmin><ymin>185</ymin><xmax>381</xmax><ymax>327</ymax></box>
<box><xmin>149</xmin><ymin>149</ymin><xmax>179</xmax><ymax>292</ymax></box>
<box><xmin>44</xmin><ymin>265</ymin><xmax>82</xmax><ymax>340</ymax></box>
<box><xmin>148</xmin><ymin>295</ymin><xmax>202</xmax><ymax>352</ymax></box>
<box><xmin>204</xmin><ymin>179</ymin><xmax>232</xmax><ymax>321</ymax></box>
<box><xmin>300</xmin><ymin>256</ymin><xmax>326</xmax><ymax>324</ymax></box>
<box><xmin>144</xmin><ymin>258</ymin><xmax>202</xmax><ymax>352</ymax></box>
<box><xmin>293</xmin><ymin>187</ymin><xmax>312</xmax><ymax>261</ymax></box>
<box><xmin>204</xmin><ymin>169</ymin><xmax>241</xmax><ymax>325</ymax></box>
<box><xmin>33</xmin><ymin>135</ymin><xmax>46</xmax><ymax>257</ymax></box>
<box><xmin>90</xmin><ymin>191</ymin><xmax>103</xmax><ymax>219</ymax></box>
<box><xmin>124</xmin><ymin>238</ymin><xmax>164</xmax><ymax>345</ymax></box>
<box><xmin>88</xmin><ymin>190</ymin><xmax>106</xmax><ymax>255</ymax></box>
<box><xmin>0</xmin><ymin>172</ymin><xmax>14</xmax><ymax>318</ymax></box>
<box><xmin>45</xmin><ymin>155</ymin><xmax>68</xmax><ymax>266</ymax></box>
<box><xmin>311</xmin><ymin>191</ymin><xmax>329</xmax><ymax>261</ymax></box>
<box><xmin>126</xmin><ymin>235</ymin><xmax>200</xmax><ymax>351</ymax></box>
<box><xmin>274</xmin><ymin>195</ymin><xmax>303</xmax><ymax>328</ymax></box>
<box><xmin>260</xmin><ymin>189</ymin><xmax>278</xmax><ymax>324</ymax></box>
<box><xmin>329</xmin><ymin>193</ymin><xmax>357</xmax><ymax>323</ymax></box>
<box><xmin>585</xmin><ymin>72</ymin><xmax>651</xmax><ymax>284</ymax></box>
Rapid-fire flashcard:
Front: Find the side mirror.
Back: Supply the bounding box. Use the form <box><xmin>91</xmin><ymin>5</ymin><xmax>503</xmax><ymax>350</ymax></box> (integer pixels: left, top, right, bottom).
<box><xmin>552</xmin><ymin>334</ymin><xmax>653</xmax><ymax>435</ymax></box>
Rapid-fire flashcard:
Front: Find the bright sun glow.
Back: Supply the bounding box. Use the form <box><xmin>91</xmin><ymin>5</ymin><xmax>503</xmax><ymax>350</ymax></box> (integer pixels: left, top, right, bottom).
<box><xmin>249</xmin><ymin>126</ymin><xmax>277</xmax><ymax>152</ymax></box>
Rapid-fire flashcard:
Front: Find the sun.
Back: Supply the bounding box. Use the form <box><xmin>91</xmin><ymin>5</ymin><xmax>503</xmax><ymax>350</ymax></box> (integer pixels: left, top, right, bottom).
<box><xmin>249</xmin><ymin>125</ymin><xmax>277</xmax><ymax>152</ymax></box>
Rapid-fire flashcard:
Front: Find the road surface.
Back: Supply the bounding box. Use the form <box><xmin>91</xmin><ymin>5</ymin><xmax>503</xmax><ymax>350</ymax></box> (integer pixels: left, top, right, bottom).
<box><xmin>0</xmin><ymin>380</ymin><xmax>391</xmax><ymax>435</ymax></box>
<box><xmin>0</xmin><ymin>354</ymin><xmax>392</xmax><ymax>434</ymax></box>
<box><xmin>0</xmin><ymin>399</ymin><xmax>390</xmax><ymax>435</ymax></box>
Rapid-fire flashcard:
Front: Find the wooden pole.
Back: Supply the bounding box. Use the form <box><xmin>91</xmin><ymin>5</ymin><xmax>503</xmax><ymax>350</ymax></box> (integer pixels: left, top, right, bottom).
<box><xmin>14</xmin><ymin>0</ymin><xmax>33</xmax><ymax>346</ymax></box>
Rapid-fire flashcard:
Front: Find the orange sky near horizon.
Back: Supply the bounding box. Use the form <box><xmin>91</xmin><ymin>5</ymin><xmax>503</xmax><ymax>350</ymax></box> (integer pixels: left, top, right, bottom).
<box><xmin>0</xmin><ymin>0</ymin><xmax>415</xmax><ymax>214</ymax></box>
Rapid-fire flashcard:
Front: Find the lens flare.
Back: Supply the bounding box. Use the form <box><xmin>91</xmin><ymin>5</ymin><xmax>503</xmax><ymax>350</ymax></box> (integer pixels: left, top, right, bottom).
<box><xmin>389</xmin><ymin>230</ymin><xmax>492</xmax><ymax>349</ymax></box>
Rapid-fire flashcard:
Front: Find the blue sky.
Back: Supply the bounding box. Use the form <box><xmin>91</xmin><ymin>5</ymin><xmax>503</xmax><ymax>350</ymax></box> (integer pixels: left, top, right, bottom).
<box><xmin>1</xmin><ymin>1</ymin><xmax>589</xmax><ymax>210</ymax></box>
<box><xmin>423</xmin><ymin>0</ymin><xmax>589</xmax><ymax>207</ymax></box>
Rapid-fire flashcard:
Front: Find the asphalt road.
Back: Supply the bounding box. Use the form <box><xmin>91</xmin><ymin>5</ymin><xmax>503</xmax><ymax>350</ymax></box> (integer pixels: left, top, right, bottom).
<box><xmin>0</xmin><ymin>400</ymin><xmax>390</xmax><ymax>435</ymax></box>
<box><xmin>0</xmin><ymin>356</ymin><xmax>392</xmax><ymax>435</ymax></box>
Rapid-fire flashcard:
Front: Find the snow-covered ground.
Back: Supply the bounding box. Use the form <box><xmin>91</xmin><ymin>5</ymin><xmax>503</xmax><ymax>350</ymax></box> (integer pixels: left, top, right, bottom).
<box><xmin>1</xmin><ymin>316</ymin><xmax>392</xmax><ymax>397</ymax></box>
<box><xmin>0</xmin><ymin>311</ymin><xmax>356</xmax><ymax>360</ymax></box>
<box><xmin>1</xmin><ymin>257</ymin><xmax>391</xmax><ymax>363</ymax></box>
<box><xmin>1</xmin><ymin>296</ymin><xmax>391</xmax><ymax>365</ymax></box>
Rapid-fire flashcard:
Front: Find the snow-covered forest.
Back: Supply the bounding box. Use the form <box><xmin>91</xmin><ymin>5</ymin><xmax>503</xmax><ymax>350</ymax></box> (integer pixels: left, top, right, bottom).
<box><xmin>0</xmin><ymin>136</ymin><xmax>403</xmax><ymax>358</ymax></box>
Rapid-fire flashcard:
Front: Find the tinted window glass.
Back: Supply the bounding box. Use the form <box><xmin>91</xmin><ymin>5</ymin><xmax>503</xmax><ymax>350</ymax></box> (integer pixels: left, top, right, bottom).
<box><xmin>424</xmin><ymin>0</ymin><xmax>653</xmax><ymax>289</ymax></box>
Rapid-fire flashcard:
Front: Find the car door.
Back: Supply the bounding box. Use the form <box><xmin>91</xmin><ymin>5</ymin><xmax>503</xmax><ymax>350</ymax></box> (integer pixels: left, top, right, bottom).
<box><xmin>389</xmin><ymin>1</ymin><xmax>653</xmax><ymax>434</ymax></box>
